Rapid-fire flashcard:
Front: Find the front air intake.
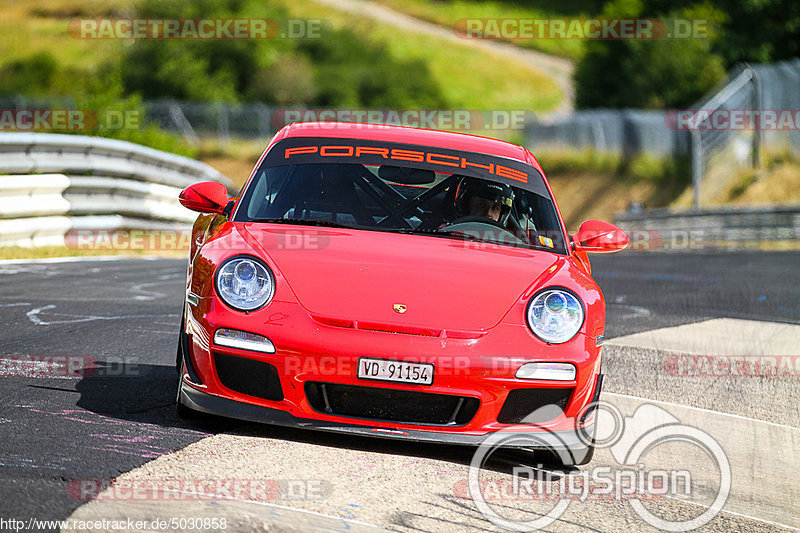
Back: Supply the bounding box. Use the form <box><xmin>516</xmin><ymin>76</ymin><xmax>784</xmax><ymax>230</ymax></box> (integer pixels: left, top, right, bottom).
<box><xmin>213</xmin><ymin>352</ymin><xmax>283</xmax><ymax>401</ymax></box>
<box><xmin>305</xmin><ymin>382</ymin><xmax>479</xmax><ymax>425</ymax></box>
<box><xmin>497</xmin><ymin>388</ymin><xmax>573</xmax><ymax>424</ymax></box>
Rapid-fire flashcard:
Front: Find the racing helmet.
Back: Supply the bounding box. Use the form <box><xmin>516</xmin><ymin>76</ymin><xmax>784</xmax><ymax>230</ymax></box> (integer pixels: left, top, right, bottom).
<box><xmin>454</xmin><ymin>175</ymin><xmax>515</xmax><ymax>224</ymax></box>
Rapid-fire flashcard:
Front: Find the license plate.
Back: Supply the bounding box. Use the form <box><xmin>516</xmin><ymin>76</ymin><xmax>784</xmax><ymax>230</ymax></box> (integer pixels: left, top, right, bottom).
<box><xmin>357</xmin><ymin>357</ymin><xmax>434</xmax><ymax>385</ymax></box>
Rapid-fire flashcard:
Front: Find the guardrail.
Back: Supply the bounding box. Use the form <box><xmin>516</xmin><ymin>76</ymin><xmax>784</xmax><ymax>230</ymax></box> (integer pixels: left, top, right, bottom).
<box><xmin>614</xmin><ymin>205</ymin><xmax>800</xmax><ymax>250</ymax></box>
<box><xmin>0</xmin><ymin>133</ymin><xmax>233</xmax><ymax>247</ymax></box>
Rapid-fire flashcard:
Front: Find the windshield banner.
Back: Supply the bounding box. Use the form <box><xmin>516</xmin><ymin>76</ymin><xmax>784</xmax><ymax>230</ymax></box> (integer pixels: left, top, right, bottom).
<box><xmin>261</xmin><ymin>137</ymin><xmax>549</xmax><ymax>197</ymax></box>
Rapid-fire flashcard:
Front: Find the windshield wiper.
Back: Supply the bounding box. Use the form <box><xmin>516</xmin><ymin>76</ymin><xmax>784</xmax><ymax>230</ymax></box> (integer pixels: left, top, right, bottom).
<box><xmin>247</xmin><ymin>218</ymin><xmax>361</xmax><ymax>230</ymax></box>
<box><xmin>427</xmin><ymin>229</ymin><xmax>485</xmax><ymax>242</ymax></box>
<box><xmin>434</xmin><ymin>228</ymin><xmax>533</xmax><ymax>247</ymax></box>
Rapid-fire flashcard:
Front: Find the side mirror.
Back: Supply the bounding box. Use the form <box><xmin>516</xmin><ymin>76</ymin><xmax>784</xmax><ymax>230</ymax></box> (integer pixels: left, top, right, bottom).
<box><xmin>179</xmin><ymin>182</ymin><xmax>229</xmax><ymax>214</ymax></box>
<box><xmin>572</xmin><ymin>220</ymin><xmax>628</xmax><ymax>253</ymax></box>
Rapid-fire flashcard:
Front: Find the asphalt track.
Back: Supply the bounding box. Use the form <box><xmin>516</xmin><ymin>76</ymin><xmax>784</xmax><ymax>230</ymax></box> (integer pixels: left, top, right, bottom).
<box><xmin>0</xmin><ymin>251</ymin><xmax>798</xmax><ymax>532</ymax></box>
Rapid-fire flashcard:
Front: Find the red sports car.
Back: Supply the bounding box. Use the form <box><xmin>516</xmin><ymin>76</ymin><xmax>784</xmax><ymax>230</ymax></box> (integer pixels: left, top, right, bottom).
<box><xmin>176</xmin><ymin>122</ymin><xmax>628</xmax><ymax>465</ymax></box>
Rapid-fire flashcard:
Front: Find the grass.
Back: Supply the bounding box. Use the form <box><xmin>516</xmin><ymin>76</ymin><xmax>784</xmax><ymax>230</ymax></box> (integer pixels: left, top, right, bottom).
<box><xmin>272</xmin><ymin>0</ymin><xmax>562</xmax><ymax>112</ymax></box>
<box><xmin>196</xmin><ymin>138</ymin><xmax>267</xmax><ymax>189</ymax></box>
<box><xmin>727</xmin><ymin>153</ymin><xmax>800</xmax><ymax>204</ymax></box>
<box><xmin>370</xmin><ymin>0</ymin><xmax>601</xmax><ymax>60</ymax></box>
<box><xmin>0</xmin><ymin>245</ymin><xmax>185</xmax><ymax>260</ymax></box>
<box><xmin>534</xmin><ymin>148</ymin><xmax>621</xmax><ymax>176</ymax></box>
<box><xmin>535</xmin><ymin>149</ymin><xmax>692</xmax><ymax>228</ymax></box>
<box><xmin>672</xmin><ymin>150</ymin><xmax>800</xmax><ymax>208</ymax></box>
<box><xmin>0</xmin><ymin>0</ymin><xmax>130</xmax><ymax>71</ymax></box>
<box><xmin>0</xmin><ymin>0</ymin><xmax>563</xmax><ymax>113</ymax></box>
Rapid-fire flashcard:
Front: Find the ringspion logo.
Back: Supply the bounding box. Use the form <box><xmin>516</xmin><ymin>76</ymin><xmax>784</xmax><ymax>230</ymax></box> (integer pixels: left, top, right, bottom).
<box><xmin>468</xmin><ymin>402</ymin><xmax>731</xmax><ymax>531</ymax></box>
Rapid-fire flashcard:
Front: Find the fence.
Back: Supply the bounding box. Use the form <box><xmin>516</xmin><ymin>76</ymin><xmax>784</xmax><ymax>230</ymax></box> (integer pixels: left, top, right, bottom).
<box><xmin>2</xmin><ymin>58</ymin><xmax>798</xmax><ymax>211</ymax></box>
<box><xmin>525</xmin><ymin>58</ymin><xmax>800</xmax><ymax>207</ymax></box>
<box><xmin>524</xmin><ymin>109</ymin><xmax>691</xmax><ymax>157</ymax></box>
<box><xmin>615</xmin><ymin>204</ymin><xmax>800</xmax><ymax>249</ymax></box>
<box><xmin>0</xmin><ymin>133</ymin><xmax>232</xmax><ymax>247</ymax></box>
<box><xmin>139</xmin><ymin>57</ymin><xmax>800</xmax><ymax>210</ymax></box>
<box><xmin>686</xmin><ymin>59</ymin><xmax>800</xmax><ymax>207</ymax></box>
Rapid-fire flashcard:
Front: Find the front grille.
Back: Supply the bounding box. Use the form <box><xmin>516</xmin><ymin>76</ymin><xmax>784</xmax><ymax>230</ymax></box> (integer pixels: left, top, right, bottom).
<box><xmin>213</xmin><ymin>352</ymin><xmax>283</xmax><ymax>401</ymax></box>
<box><xmin>497</xmin><ymin>388</ymin><xmax>573</xmax><ymax>424</ymax></box>
<box><xmin>305</xmin><ymin>382</ymin><xmax>479</xmax><ymax>425</ymax></box>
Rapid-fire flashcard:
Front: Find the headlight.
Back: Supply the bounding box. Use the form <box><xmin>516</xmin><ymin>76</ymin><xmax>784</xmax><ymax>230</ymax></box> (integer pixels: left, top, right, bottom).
<box><xmin>215</xmin><ymin>256</ymin><xmax>275</xmax><ymax>311</ymax></box>
<box><xmin>526</xmin><ymin>288</ymin><xmax>584</xmax><ymax>343</ymax></box>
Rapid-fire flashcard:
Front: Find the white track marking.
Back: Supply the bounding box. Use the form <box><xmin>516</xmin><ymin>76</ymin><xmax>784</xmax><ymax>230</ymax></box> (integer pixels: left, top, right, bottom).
<box><xmin>659</xmin><ymin>495</ymin><xmax>800</xmax><ymax>532</ymax></box>
<box><xmin>607</xmin><ymin>317</ymin><xmax>800</xmax><ymax>356</ymax></box>
<box><xmin>129</xmin><ymin>273</ymin><xmax>183</xmax><ymax>301</ymax></box>
<box><xmin>0</xmin><ymin>256</ymin><xmax>163</xmax><ymax>265</ymax></box>
<box><xmin>606</xmin><ymin>392</ymin><xmax>800</xmax><ymax>433</ymax></box>
<box><xmin>599</xmin><ymin>392</ymin><xmax>798</xmax><ymax>529</ymax></box>
<box><xmin>26</xmin><ymin>305</ymin><xmax>176</xmax><ymax>326</ymax></box>
<box><xmin>60</xmin><ymin>318</ymin><xmax>798</xmax><ymax>531</ymax></box>
<box><xmin>608</xmin><ymin>303</ymin><xmax>652</xmax><ymax>319</ymax></box>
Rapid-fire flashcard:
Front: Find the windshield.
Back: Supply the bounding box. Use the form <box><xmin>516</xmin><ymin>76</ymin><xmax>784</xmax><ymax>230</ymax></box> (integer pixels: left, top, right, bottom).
<box><xmin>235</xmin><ymin>138</ymin><xmax>567</xmax><ymax>254</ymax></box>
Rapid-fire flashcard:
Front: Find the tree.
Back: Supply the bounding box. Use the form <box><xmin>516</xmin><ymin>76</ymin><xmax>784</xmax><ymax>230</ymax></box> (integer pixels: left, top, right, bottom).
<box><xmin>575</xmin><ymin>0</ymin><xmax>727</xmax><ymax>109</ymax></box>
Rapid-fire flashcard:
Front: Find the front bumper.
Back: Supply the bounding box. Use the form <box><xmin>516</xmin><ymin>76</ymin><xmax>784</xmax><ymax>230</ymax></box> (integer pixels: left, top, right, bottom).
<box><xmin>179</xmin><ymin>380</ymin><xmax>596</xmax><ymax>451</ymax></box>
<box><xmin>181</xmin><ymin>298</ymin><xmax>603</xmax><ymax>446</ymax></box>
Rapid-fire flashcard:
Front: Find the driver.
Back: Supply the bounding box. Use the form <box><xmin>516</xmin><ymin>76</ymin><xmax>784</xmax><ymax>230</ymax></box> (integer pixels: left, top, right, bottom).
<box><xmin>453</xmin><ymin>175</ymin><xmax>515</xmax><ymax>225</ymax></box>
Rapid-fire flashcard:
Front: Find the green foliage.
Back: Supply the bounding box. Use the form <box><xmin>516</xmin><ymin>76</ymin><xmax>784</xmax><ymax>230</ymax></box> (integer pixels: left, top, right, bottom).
<box><xmin>575</xmin><ymin>0</ymin><xmax>800</xmax><ymax>110</ymax></box>
<box><xmin>0</xmin><ymin>63</ymin><xmax>196</xmax><ymax>157</ymax></box>
<box><xmin>117</xmin><ymin>0</ymin><xmax>282</xmax><ymax>103</ymax></box>
<box><xmin>537</xmin><ymin>148</ymin><xmax>690</xmax><ymax>190</ymax></box>
<box><xmin>114</xmin><ymin>0</ymin><xmax>445</xmax><ymax>108</ymax></box>
<box><xmin>715</xmin><ymin>0</ymin><xmax>800</xmax><ymax>64</ymax></box>
<box><xmin>297</xmin><ymin>29</ymin><xmax>446</xmax><ymax>108</ymax></box>
<box><xmin>575</xmin><ymin>0</ymin><xmax>727</xmax><ymax>109</ymax></box>
<box><xmin>621</xmin><ymin>153</ymin><xmax>690</xmax><ymax>186</ymax></box>
<box><xmin>535</xmin><ymin>149</ymin><xmax>621</xmax><ymax>175</ymax></box>
<box><xmin>0</xmin><ymin>52</ymin><xmax>60</xmax><ymax>97</ymax></box>
<box><xmin>247</xmin><ymin>54</ymin><xmax>316</xmax><ymax>105</ymax></box>
<box><xmin>70</xmin><ymin>75</ymin><xmax>197</xmax><ymax>157</ymax></box>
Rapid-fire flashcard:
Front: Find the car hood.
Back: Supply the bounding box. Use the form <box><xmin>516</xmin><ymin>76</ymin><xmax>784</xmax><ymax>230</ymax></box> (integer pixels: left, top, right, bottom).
<box><xmin>240</xmin><ymin>225</ymin><xmax>560</xmax><ymax>331</ymax></box>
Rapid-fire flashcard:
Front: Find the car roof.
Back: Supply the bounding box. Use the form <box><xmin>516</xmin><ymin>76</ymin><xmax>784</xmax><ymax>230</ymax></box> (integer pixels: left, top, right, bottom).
<box><xmin>277</xmin><ymin>122</ymin><xmax>532</xmax><ymax>163</ymax></box>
